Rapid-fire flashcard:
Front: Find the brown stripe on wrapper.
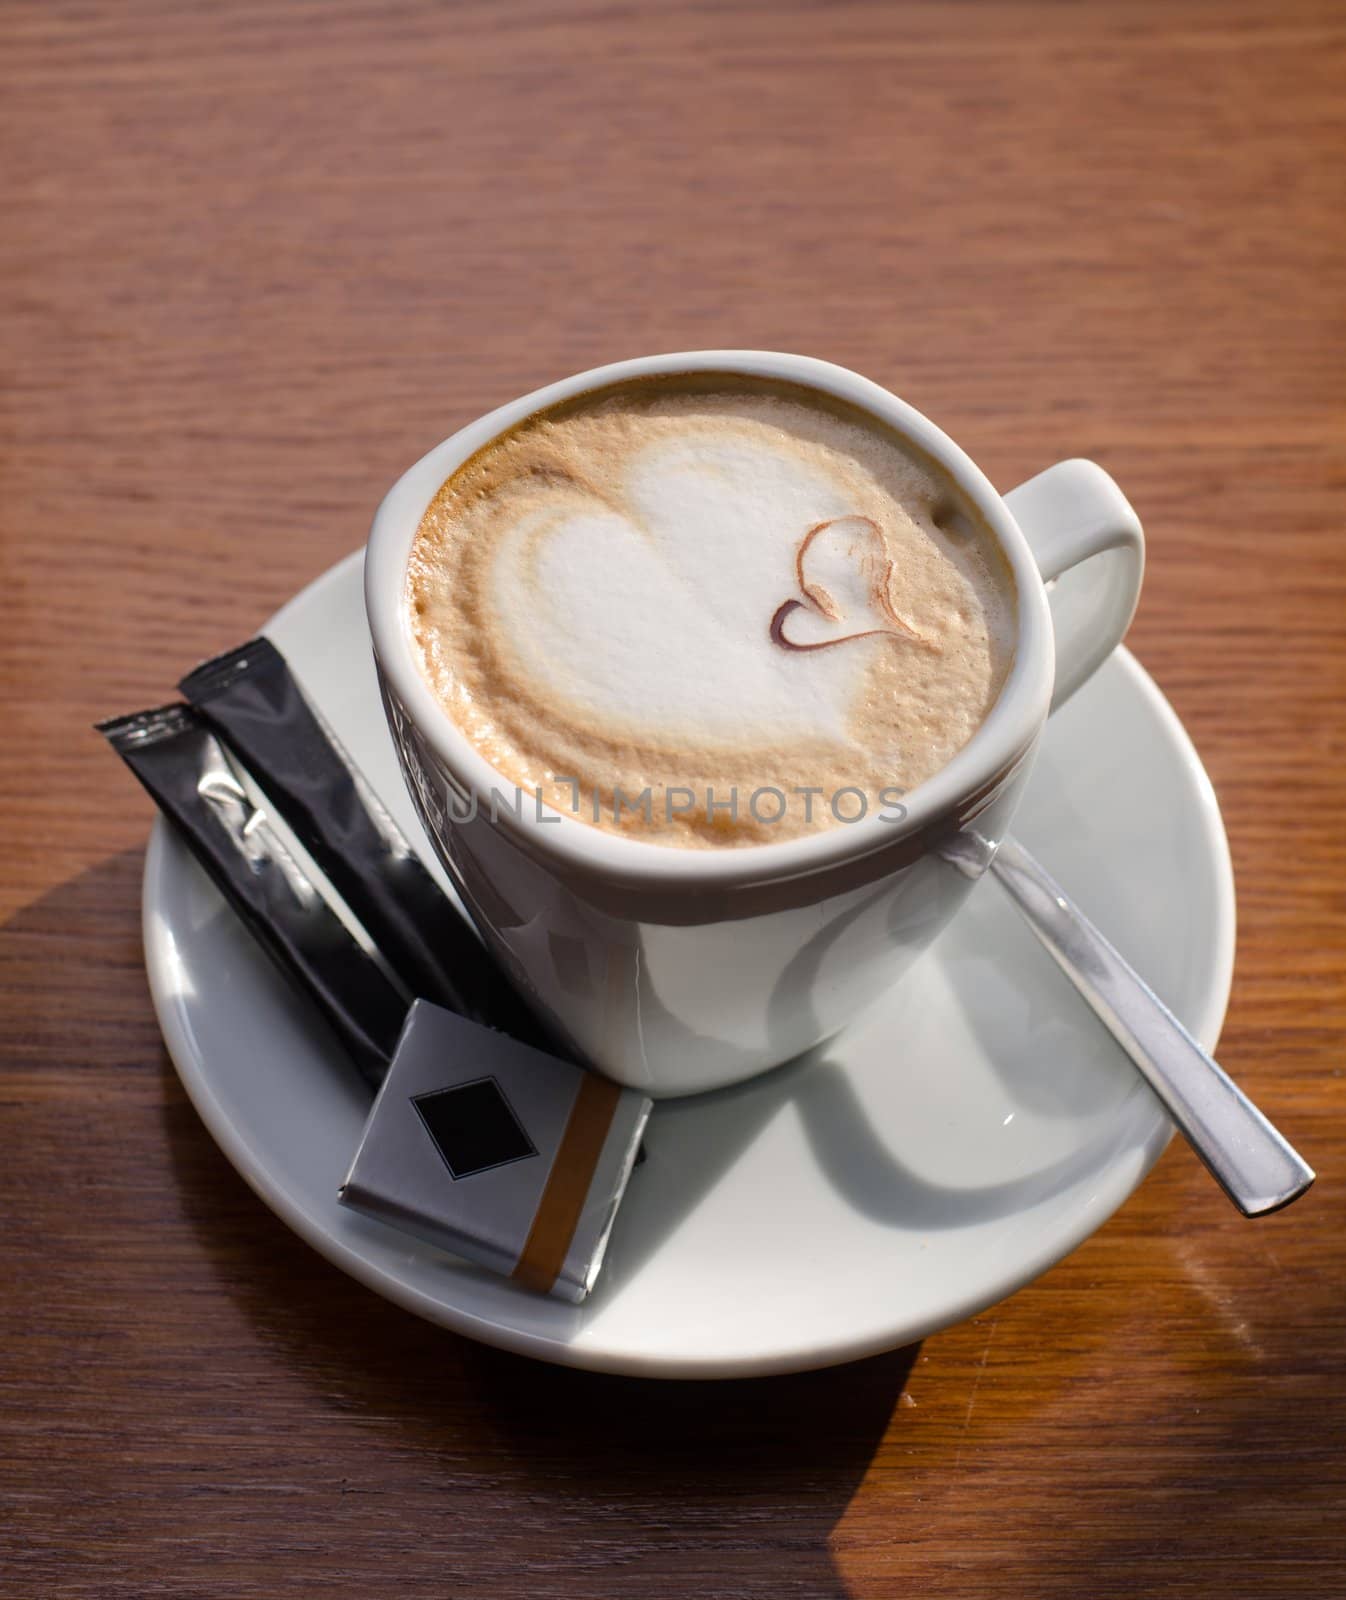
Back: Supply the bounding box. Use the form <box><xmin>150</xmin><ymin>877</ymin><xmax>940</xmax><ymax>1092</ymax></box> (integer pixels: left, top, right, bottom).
<box><xmin>512</xmin><ymin>1073</ymin><xmax>623</xmax><ymax>1294</ymax></box>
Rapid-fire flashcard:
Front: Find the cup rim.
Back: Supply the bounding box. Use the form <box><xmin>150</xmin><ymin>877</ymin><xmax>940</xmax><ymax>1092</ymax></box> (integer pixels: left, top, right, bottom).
<box><xmin>365</xmin><ymin>350</ymin><xmax>1054</xmax><ymax>891</ymax></box>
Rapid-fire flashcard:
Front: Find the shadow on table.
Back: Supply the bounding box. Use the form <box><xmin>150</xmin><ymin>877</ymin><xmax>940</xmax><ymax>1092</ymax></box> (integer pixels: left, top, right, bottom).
<box><xmin>158</xmin><ymin>1051</ymin><xmax>915</xmax><ymax>1597</ymax></box>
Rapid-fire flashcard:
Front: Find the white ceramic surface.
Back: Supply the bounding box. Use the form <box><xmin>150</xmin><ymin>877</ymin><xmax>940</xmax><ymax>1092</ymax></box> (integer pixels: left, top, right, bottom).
<box><xmin>144</xmin><ymin>552</ymin><xmax>1234</xmax><ymax>1379</ymax></box>
<box><xmin>365</xmin><ymin>352</ymin><xmax>1145</xmax><ymax>1093</ymax></box>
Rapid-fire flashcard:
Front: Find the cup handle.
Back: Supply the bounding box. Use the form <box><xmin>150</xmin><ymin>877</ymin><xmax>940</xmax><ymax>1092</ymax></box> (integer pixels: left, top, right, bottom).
<box><xmin>1003</xmin><ymin>459</ymin><xmax>1145</xmax><ymax>714</ymax></box>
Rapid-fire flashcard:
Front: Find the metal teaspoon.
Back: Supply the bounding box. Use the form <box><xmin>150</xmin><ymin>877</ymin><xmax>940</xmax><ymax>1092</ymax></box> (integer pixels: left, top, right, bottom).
<box><xmin>984</xmin><ymin>834</ymin><xmax>1315</xmax><ymax>1216</ymax></box>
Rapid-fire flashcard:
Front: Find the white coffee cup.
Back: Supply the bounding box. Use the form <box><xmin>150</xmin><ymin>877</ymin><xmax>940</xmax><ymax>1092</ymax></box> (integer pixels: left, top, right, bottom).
<box><xmin>365</xmin><ymin>352</ymin><xmax>1143</xmax><ymax>1097</ymax></box>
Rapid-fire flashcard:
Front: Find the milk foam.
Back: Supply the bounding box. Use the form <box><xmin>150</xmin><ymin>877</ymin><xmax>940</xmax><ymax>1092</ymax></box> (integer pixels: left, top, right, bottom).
<box><xmin>406</xmin><ymin>381</ymin><xmax>1016</xmax><ymax>847</ymax></box>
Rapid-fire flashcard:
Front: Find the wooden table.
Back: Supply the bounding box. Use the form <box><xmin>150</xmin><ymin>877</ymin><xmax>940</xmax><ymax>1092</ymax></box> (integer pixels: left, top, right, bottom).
<box><xmin>4</xmin><ymin>3</ymin><xmax>1343</xmax><ymax>1594</ymax></box>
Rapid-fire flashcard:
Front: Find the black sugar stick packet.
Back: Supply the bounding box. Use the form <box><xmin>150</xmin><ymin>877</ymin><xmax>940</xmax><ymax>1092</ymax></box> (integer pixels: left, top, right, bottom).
<box><xmin>101</xmin><ymin>704</ymin><xmax>407</xmax><ymax>1088</ymax></box>
<box><xmin>179</xmin><ymin>638</ymin><xmax>560</xmax><ymax>1057</ymax></box>
<box><xmin>101</xmin><ymin>704</ymin><xmax>648</xmax><ymax>1300</ymax></box>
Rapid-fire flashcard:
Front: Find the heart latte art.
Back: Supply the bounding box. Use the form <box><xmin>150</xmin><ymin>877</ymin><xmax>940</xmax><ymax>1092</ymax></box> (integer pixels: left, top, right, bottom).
<box><xmin>406</xmin><ymin>378</ymin><xmax>1016</xmax><ymax>847</ymax></box>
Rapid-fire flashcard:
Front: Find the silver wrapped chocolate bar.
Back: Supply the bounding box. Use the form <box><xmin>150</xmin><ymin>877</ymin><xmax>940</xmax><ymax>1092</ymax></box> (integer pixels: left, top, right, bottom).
<box><xmin>341</xmin><ymin>1001</ymin><xmax>650</xmax><ymax>1302</ymax></box>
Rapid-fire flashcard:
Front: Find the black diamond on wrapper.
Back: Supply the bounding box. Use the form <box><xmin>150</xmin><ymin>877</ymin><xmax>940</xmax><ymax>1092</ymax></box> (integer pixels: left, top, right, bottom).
<box><xmin>412</xmin><ymin>1078</ymin><xmax>539</xmax><ymax>1180</ymax></box>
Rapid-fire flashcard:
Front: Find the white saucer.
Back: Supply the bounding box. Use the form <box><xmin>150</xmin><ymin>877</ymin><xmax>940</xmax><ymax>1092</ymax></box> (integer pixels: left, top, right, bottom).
<box><xmin>144</xmin><ymin>552</ymin><xmax>1235</xmax><ymax>1379</ymax></box>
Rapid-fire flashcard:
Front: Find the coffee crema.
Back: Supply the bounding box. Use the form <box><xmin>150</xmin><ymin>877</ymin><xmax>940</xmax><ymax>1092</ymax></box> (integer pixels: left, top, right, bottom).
<box><xmin>405</xmin><ymin>375</ymin><xmax>1016</xmax><ymax>848</ymax></box>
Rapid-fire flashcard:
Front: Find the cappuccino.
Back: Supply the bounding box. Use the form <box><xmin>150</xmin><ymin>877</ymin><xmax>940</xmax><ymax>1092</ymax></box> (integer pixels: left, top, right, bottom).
<box><xmin>405</xmin><ymin>376</ymin><xmax>1016</xmax><ymax>847</ymax></box>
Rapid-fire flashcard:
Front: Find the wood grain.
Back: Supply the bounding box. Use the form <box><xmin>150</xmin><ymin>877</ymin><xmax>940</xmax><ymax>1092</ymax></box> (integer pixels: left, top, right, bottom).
<box><xmin>2</xmin><ymin>2</ymin><xmax>1343</xmax><ymax>1594</ymax></box>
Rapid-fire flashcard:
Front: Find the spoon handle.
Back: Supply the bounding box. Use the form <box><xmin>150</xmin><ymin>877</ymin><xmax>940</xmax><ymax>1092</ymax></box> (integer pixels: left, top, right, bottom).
<box><xmin>989</xmin><ymin>835</ymin><xmax>1314</xmax><ymax>1217</ymax></box>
